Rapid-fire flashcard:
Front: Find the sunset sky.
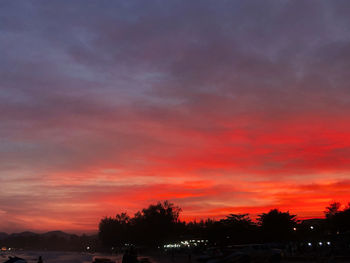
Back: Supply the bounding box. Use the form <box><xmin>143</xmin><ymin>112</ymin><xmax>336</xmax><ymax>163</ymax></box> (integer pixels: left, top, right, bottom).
<box><xmin>1</xmin><ymin>0</ymin><xmax>350</xmax><ymax>233</ymax></box>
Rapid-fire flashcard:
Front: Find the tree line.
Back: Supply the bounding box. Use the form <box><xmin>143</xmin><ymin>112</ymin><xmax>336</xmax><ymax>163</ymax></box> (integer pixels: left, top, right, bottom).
<box><xmin>99</xmin><ymin>201</ymin><xmax>350</xmax><ymax>249</ymax></box>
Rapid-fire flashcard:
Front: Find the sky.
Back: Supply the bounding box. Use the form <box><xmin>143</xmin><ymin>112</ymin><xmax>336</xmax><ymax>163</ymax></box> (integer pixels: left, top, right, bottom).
<box><xmin>1</xmin><ymin>0</ymin><xmax>350</xmax><ymax>233</ymax></box>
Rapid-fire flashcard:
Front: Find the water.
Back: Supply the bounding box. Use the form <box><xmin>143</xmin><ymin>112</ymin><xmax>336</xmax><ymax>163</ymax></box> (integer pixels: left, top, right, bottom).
<box><xmin>1</xmin><ymin>251</ymin><xmax>191</xmax><ymax>263</ymax></box>
<box><xmin>1</xmin><ymin>251</ymin><xmax>123</xmax><ymax>263</ymax></box>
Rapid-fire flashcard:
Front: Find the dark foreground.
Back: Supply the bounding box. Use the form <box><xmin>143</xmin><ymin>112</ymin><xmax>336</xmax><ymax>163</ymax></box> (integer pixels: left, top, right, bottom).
<box><xmin>2</xmin><ymin>251</ymin><xmax>350</xmax><ymax>263</ymax></box>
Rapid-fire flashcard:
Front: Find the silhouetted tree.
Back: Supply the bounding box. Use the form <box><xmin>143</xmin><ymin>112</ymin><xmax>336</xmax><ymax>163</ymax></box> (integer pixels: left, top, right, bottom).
<box><xmin>325</xmin><ymin>202</ymin><xmax>350</xmax><ymax>234</ymax></box>
<box><xmin>221</xmin><ymin>214</ymin><xmax>258</xmax><ymax>244</ymax></box>
<box><xmin>258</xmin><ymin>209</ymin><xmax>297</xmax><ymax>242</ymax></box>
<box><xmin>98</xmin><ymin>201</ymin><xmax>182</xmax><ymax>248</ymax></box>
<box><xmin>131</xmin><ymin>201</ymin><xmax>182</xmax><ymax>246</ymax></box>
<box><xmin>222</xmin><ymin>213</ymin><xmax>253</xmax><ymax>227</ymax></box>
<box><xmin>324</xmin><ymin>201</ymin><xmax>341</xmax><ymax>234</ymax></box>
<box><xmin>99</xmin><ymin>212</ymin><xmax>130</xmax><ymax>247</ymax></box>
<box><xmin>325</xmin><ymin>202</ymin><xmax>341</xmax><ymax>219</ymax></box>
<box><xmin>335</xmin><ymin>206</ymin><xmax>350</xmax><ymax>233</ymax></box>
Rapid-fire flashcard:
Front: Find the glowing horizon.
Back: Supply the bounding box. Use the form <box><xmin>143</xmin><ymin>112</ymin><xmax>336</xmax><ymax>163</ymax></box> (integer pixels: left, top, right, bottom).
<box><xmin>1</xmin><ymin>0</ymin><xmax>350</xmax><ymax>233</ymax></box>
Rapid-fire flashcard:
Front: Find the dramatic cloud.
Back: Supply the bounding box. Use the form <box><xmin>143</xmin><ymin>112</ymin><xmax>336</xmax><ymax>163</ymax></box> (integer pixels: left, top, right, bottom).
<box><xmin>1</xmin><ymin>0</ymin><xmax>350</xmax><ymax>233</ymax></box>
